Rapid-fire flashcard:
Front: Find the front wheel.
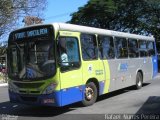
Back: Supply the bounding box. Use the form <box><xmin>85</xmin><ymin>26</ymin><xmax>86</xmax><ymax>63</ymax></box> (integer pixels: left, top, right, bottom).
<box><xmin>136</xmin><ymin>72</ymin><xmax>143</xmax><ymax>89</ymax></box>
<box><xmin>82</xmin><ymin>82</ymin><xmax>98</xmax><ymax>106</ymax></box>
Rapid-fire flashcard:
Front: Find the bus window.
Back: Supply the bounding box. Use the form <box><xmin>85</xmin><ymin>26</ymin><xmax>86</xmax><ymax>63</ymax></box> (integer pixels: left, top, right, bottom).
<box><xmin>58</xmin><ymin>37</ymin><xmax>80</xmax><ymax>71</ymax></box>
<box><xmin>98</xmin><ymin>35</ymin><xmax>115</xmax><ymax>59</ymax></box>
<box><xmin>80</xmin><ymin>34</ymin><xmax>98</xmax><ymax>60</ymax></box>
<box><xmin>128</xmin><ymin>39</ymin><xmax>139</xmax><ymax>58</ymax></box>
<box><xmin>139</xmin><ymin>40</ymin><xmax>148</xmax><ymax>57</ymax></box>
<box><xmin>10</xmin><ymin>47</ymin><xmax>19</xmax><ymax>73</ymax></box>
<box><xmin>115</xmin><ymin>37</ymin><xmax>128</xmax><ymax>58</ymax></box>
<box><xmin>147</xmin><ymin>41</ymin><xmax>156</xmax><ymax>56</ymax></box>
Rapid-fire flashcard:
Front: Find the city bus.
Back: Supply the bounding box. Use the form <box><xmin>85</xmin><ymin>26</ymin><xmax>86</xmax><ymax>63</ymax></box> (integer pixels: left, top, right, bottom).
<box><xmin>7</xmin><ymin>23</ymin><xmax>158</xmax><ymax>107</ymax></box>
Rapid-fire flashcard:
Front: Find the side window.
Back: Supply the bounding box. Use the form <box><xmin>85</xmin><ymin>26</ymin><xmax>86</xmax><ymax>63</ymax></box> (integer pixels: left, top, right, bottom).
<box><xmin>10</xmin><ymin>44</ymin><xmax>24</xmax><ymax>73</ymax></box>
<box><xmin>58</xmin><ymin>37</ymin><xmax>80</xmax><ymax>70</ymax></box>
<box><xmin>128</xmin><ymin>39</ymin><xmax>139</xmax><ymax>58</ymax></box>
<box><xmin>139</xmin><ymin>40</ymin><xmax>148</xmax><ymax>57</ymax></box>
<box><xmin>98</xmin><ymin>35</ymin><xmax>115</xmax><ymax>59</ymax></box>
<box><xmin>11</xmin><ymin>47</ymin><xmax>19</xmax><ymax>73</ymax></box>
<box><xmin>115</xmin><ymin>37</ymin><xmax>128</xmax><ymax>58</ymax></box>
<box><xmin>80</xmin><ymin>34</ymin><xmax>98</xmax><ymax>60</ymax></box>
<box><xmin>147</xmin><ymin>41</ymin><xmax>156</xmax><ymax>56</ymax></box>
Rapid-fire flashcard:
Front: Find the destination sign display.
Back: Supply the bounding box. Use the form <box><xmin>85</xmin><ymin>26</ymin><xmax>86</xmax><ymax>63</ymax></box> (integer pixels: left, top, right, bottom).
<box><xmin>13</xmin><ymin>27</ymin><xmax>49</xmax><ymax>40</ymax></box>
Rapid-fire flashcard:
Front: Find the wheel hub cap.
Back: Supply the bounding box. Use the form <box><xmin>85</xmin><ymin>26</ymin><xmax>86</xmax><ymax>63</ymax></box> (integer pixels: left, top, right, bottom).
<box><xmin>85</xmin><ymin>87</ymin><xmax>94</xmax><ymax>101</ymax></box>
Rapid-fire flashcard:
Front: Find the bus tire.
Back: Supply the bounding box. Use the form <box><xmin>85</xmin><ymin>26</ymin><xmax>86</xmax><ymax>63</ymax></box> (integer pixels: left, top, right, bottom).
<box><xmin>82</xmin><ymin>82</ymin><xmax>98</xmax><ymax>106</ymax></box>
<box><xmin>136</xmin><ymin>72</ymin><xmax>143</xmax><ymax>89</ymax></box>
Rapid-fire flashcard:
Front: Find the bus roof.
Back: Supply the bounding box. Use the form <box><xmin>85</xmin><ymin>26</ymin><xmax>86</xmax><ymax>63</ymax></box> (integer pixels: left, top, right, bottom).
<box><xmin>53</xmin><ymin>23</ymin><xmax>154</xmax><ymax>41</ymax></box>
<box><xmin>10</xmin><ymin>23</ymin><xmax>155</xmax><ymax>41</ymax></box>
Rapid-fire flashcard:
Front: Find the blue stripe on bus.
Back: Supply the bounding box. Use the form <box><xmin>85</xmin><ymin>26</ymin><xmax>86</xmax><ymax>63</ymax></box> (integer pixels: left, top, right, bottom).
<box><xmin>60</xmin><ymin>85</ymin><xmax>85</xmax><ymax>106</ymax></box>
<box><xmin>99</xmin><ymin>81</ymin><xmax>105</xmax><ymax>95</ymax></box>
<box><xmin>152</xmin><ymin>55</ymin><xmax>158</xmax><ymax>78</ymax></box>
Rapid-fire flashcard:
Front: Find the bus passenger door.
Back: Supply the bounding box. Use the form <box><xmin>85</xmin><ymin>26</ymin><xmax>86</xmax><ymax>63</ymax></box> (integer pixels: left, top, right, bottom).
<box><xmin>98</xmin><ymin>35</ymin><xmax>116</xmax><ymax>93</ymax></box>
<box><xmin>58</xmin><ymin>31</ymin><xmax>83</xmax><ymax>106</ymax></box>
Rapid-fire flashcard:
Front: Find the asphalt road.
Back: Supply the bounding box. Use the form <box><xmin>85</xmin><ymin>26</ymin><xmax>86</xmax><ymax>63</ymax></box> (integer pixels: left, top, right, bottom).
<box><xmin>0</xmin><ymin>77</ymin><xmax>160</xmax><ymax>120</ymax></box>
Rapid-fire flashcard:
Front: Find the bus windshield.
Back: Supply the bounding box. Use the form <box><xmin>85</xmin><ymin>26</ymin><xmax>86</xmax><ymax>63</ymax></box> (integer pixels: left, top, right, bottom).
<box><xmin>8</xmin><ymin>26</ymin><xmax>56</xmax><ymax>80</ymax></box>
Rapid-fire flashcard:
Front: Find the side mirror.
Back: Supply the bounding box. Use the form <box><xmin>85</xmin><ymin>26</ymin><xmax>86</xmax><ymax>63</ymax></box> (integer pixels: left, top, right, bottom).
<box><xmin>58</xmin><ymin>61</ymin><xmax>69</xmax><ymax>67</ymax></box>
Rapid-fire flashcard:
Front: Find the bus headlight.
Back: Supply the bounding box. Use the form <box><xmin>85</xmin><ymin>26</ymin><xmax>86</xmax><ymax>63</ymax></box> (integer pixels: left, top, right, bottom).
<box><xmin>42</xmin><ymin>83</ymin><xmax>57</xmax><ymax>94</ymax></box>
<box><xmin>8</xmin><ymin>82</ymin><xmax>19</xmax><ymax>93</ymax></box>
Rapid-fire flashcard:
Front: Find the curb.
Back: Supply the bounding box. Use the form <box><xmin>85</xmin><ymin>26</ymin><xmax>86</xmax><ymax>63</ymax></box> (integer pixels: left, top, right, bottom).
<box><xmin>0</xmin><ymin>83</ymin><xmax>8</xmax><ymax>87</ymax></box>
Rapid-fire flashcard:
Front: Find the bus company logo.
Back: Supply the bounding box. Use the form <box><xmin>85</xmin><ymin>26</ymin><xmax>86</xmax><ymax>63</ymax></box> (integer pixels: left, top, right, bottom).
<box><xmin>118</xmin><ymin>63</ymin><xmax>128</xmax><ymax>72</ymax></box>
<box><xmin>88</xmin><ymin>64</ymin><xmax>93</xmax><ymax>73</ymax></box>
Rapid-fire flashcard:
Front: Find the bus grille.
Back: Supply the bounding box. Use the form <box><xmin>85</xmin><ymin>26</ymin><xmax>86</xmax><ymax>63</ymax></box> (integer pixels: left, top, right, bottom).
<box><xmin>20</xmin><ymin>96</ymin><xmax>37</xmax><ymax>102</ymax></box>
<box><xmin>13</xmin><ymin>82</ymin><xmax>44</xmax><ymax>88</ymax></box>
<box><xmin>19</xmin><ymin>90</ymin><xmax>40</xmax><ymax>94</ymax></box>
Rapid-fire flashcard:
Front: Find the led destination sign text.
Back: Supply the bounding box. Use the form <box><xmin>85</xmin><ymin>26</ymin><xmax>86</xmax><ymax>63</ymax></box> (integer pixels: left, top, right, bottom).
<box><xmin>14</xmin><ymin>28</ymin><xmax>48</xmax><ymax>40</ymax></box>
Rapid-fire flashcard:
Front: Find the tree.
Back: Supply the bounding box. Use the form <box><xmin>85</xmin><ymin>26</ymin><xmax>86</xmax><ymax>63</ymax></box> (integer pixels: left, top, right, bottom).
<box><xmin>70</xmin><ymin>0</ymin><xmax>160</xmax><ymax>51</ymax></box>
<box><xmin>0</xmin><ymin>42</ymin><xmax>7</xmax><ymax>56</ymax></box>
<box><xmin>0</xmin><ymin>0</ymin><xmax>47</xmax><ymax>39</ymax></box>
<box><xmin>22</xmin><ymin>16</ymin><xmax>44</xmax><ymax>26</ymax></box>
<box><xmin>70</xmin><ymin>0</ymin><xmax>117</xmax><ymax>29</ymax></box>
<box><xmin>0</xmin><ymin>0</ymin><xmax>14</xmax><ymax>38</ymax></box>
<box><xmin>144</xmin><ymin>0</ymin><xmax>160</xmax><ymax>51</ymax></box>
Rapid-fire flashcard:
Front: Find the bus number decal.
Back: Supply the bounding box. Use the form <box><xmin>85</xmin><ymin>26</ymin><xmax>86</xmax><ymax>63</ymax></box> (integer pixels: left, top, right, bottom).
<box><xmin>95</xmin><ymin>70</ymin><xmax>103</xmax><ymax>75</ymax></box>
<box><xmin>118</xmin><ymin>63</ymin><xmax>128</xmax><ymax>72</ymax></box>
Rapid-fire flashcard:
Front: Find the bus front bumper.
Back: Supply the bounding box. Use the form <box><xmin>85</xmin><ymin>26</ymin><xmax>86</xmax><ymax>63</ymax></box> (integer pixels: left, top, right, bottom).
<box><xmin>9</xmin><ymin>90</ymin><xmax>61</xmax><ymax>107</ymax></box>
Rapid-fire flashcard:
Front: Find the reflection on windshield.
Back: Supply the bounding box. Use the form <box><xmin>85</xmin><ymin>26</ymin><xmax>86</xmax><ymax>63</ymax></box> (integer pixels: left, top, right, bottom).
<box><xmin>8</xmin><ymin>40</ymin><xmax>55</xmax><ymax>80</ymax></box>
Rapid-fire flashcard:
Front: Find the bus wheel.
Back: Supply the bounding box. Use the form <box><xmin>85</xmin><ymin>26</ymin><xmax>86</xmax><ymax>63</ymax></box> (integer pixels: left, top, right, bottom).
<box><xmin>136</xmin><ymin>72</ymin><xmax>143</xmax><ymax>89</ymax></box>
<box><xmin>82</xmin><ymin>82</ymin><xmax>98</xmax><ymax>106</ymax></box>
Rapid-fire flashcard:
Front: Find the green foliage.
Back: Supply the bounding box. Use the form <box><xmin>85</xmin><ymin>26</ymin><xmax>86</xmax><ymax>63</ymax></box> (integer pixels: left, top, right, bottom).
<box><xmin>0</xmin><ymin>42</ymin><xmax>7</xmax><ymax>54</ymax></box>
<box><xmin>70</xmin><ymin>0</ymin><xmax>160</xmax><ymax>51</ymax></box>
<box><xmin>70</xmin><ymin>0</ymin><xmax>117</xmax><ymax>28</ymax></box>
<box><xmin>0</xmin><ymin>42</ymin><xmax>7</xmax><ymax>56</ymax></box>
<box><xmin>0</xmin><ymin>0</ymin><xmax>14</xmax><ymax>37</ymax></box>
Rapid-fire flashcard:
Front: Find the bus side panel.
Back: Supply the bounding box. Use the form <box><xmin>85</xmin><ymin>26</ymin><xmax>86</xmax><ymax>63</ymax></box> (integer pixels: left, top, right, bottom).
<box><xmin>106</xmin><ymin>60</ymin><xmax>116</xmax><ymax>92</ymax></box>
<box><xmin>100</xmin><ymin>60</ymin><xmax>111</xmax><ymax>94</ymax></box>
<box><xmin>139</xmin><ymin>58</ymin><xmax>152</xmax><ymax>82</ymax></box>
<box><xmin>129</xmin><ymin>58</ymin><xmax>152</xmax><ymax>83</ymax></box>
<box><xmin>58</xmin><ymin>31</ymin><xmax>84</xmax><ymax>106</ymax></box>
<box><xmin>107</xmin><ymin>57</ymin><xmax>153</xmax><ymax>92</ymax></box>
<box><xmin>59</xmin><ymin>66</ymin><xmax>83</xmax><ymax>106</ymax></box>
<box><xmin>107</xmin><ymin>59</ymin><xmax>133</xmax><ymax>91</ymax></box>
<box><xmin>127</xmin><ymin>57</ymin><xmax>153</xmax><ymax>83</ymax></box>
<box><xmin>60</xmin><ymin>85</ymin><xmax>85</xmax><ymax>106</ymax></box>
<box><xmin>81</xmin><ymin>60</ymin><xmax>109</xmax><ymax>96</ymax></box>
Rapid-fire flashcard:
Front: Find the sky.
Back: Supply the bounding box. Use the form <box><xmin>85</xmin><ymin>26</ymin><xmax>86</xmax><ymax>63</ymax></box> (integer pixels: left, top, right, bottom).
<box><xmin>44</xmin><ymin>0</ymin><xmax>89</xmax><ymax>23</ymax></box>
<box><xmin>0</xmin><ymin>0</ymin><xmax>89</xmax><ymax>43</ymax></box>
